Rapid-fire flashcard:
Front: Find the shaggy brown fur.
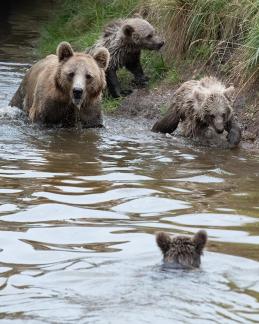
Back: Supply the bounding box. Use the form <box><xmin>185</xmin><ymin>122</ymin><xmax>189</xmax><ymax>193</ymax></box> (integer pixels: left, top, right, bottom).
<box><xmin>10</xmin><ymin>42</ymin><xmax>110</xmax><ymax>127</ymax></box>
<box><xmin>152</xmin><ymin>77</ymin><xmax>241</xmax><ymax>146</ymax></box>
<box><xmin>88</xmin><ymin>16</ymin><xmax>164</xmax><ymax>98</ymax></box>
<box><xmin>156</xmin><ymin>230</ymin><xmax>207</xmax><ymax>268</ymax></box>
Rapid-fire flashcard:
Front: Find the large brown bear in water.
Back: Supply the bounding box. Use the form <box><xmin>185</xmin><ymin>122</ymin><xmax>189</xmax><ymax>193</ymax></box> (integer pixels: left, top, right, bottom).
<box><xmin>152</xmin><ymin>77</ymin><xmax>241</xmax><ymax>146</ymax></box>
<box><xmin>156</xmin><ymin>230</ymin><xmax>207</xmax><ymax>269</ymax></box>
<box><xmin>10</xmin><ymin>42</ymin><xmax>110</xmax><ymax>127</ymax></box>
<box><xmin>87</xmin><ymin>16</ymin><xmax>164</xmax><ymax>98</ymax></box>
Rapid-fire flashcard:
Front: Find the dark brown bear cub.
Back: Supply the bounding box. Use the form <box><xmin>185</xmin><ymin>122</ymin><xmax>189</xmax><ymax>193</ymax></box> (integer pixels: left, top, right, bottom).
<box><xmin>156</xmin><ymin>230</ymin><xmax>207</xmax><ymax>269</ymax></box>
<box><xmin>88</xmin><ymin>16</ymin><xmax>164</xmax><ymax>98</ymax></box>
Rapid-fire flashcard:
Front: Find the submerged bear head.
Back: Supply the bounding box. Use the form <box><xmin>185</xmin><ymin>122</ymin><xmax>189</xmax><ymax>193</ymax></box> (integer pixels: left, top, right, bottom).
<box><xmin>56</xmin><ymin>42</ymin><xmax>110</xmax><ymax>109</ymax></box>
<box><xmin>121</xmin><ymin>17</ymin><xmax>164</xmax><ymax>50</ymax></box>
<box><xmin>194</xmin><ymin>85</ymin><xmax>235</xmax><ymax>134</ymax></box>
<box><xmin>156</xmin><ymin>230</ymin><xmax>207</xmax><ymax>269</ymax></box>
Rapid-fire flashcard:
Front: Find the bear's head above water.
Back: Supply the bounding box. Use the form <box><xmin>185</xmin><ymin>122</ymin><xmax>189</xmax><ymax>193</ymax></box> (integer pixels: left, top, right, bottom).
<box><xmin>193</xmin><ymin>85</ymin><xmax>235</xmax><ymax>135</ymax></box>
<box><xmin>56</xmin><ymin>42</ymin><xmax>110</xmax><ymax>110</ymax></box>
<box><xmin>156</xmin><ymin>230</ymin><xmax>207</xmax><ymax>269</ymax></box>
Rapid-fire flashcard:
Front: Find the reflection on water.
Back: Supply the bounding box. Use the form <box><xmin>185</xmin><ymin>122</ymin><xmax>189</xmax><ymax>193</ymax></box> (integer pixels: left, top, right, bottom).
<box><xmin>0</xmin><ymin>2</ymin><xmax>259</xmax><ymax>323</ymax></box>
<box><xmin>0</xmin><ymin>0</ymin><xmax>55</xmax><ymax>62</ymax></box>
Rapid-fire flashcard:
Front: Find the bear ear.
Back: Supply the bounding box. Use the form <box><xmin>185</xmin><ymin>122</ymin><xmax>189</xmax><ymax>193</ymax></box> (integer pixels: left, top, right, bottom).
<box><xmin>93</xmin><ymin>47</ymin><xmax>110</xmax><ymax>70</ymax></box>
<box><xmin>57</xmin><ymin>42</ymin><xmax>74</xmax><ymax>62</ymax></box>
<box><xmin>224</xmin><ymin>86</ymin><xmax>235</xmax><ymax>102</ymax></box>
<box><xmin>156</xmin><ymin>232</ymin><xmax>172</xmax><ymax>255</ymax></box>
<box><xmin>193</xmin><ymin>230</ymin><xmax>207</xmax><ymax>254</ymax></box>
<box><xmin>122</xmin><ymin>24</ymin><xmax>135</xmax><ymax>37</ymax></box>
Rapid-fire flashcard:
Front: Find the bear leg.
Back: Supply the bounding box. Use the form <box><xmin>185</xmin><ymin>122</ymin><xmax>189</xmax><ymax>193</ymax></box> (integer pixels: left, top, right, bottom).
<box><xmin>125</xmin><ymin>52</ymin><xmax>149</xmax><ymax>88</ymax></box>
<box><xmin>225</xmin><ymin>117</ymin><xmax>241</xmax><ymax>146</ymax></box>
<box><xmin>106</xmin><ymin>69</ymin><xmax>121</xmax><ymax>98</ymax></box>
<box><xmin>152</xmin><ymin>107</ymin><xmax>181</xmax><ymax>134</ymax></box>
<box><xmin>9</xmin><ymin>81</ymin><xmax>25</xmax><ymax>109</ymax></box>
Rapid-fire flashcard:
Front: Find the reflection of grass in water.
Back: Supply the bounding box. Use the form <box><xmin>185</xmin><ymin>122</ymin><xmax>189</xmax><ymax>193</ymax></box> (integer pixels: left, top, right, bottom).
<box><xmin>22</xmin><ymin>238</ymin><xmax>127</xmax><ymax>253</ymax></box>
<box><xmin>209</xmin><ymin>241</ymin><xmax>259</xmax><ymax>262</ymax></box>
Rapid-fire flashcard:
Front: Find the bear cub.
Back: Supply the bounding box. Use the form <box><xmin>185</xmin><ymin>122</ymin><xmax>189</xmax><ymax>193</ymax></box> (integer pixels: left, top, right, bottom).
<box><xmin>152</xmin><ymin>77</ymin><xmax>241</xmax><ymax>147</ymax></box>
<box><xmin>88</xmin><ymin>16</ymin><xmax>164</xmax><ymax>98</ymax></box>
<box><xmin>10</xmin><ymin>42</ymin><xmax>110</xmax><ymax>128</ymax></box>
<box><xmin>156</xmin><ymin>230</ymin><xmax>207</xmax><ymax>269</ymax></box>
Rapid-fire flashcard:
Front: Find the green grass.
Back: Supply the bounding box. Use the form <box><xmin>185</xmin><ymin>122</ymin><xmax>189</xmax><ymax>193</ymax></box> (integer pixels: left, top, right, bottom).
<box><xmin>103</xmin><ymin>97</ymin><xmax>123</xmax><ymax>113</ymax></box>
<box><xmin>145</xmin><ymin>0</ymin><xmax>259</xmax><ymax>87</ymax></box>
<box><xmin>39</xmin><ymin>0</ymin><xmax>139</xmax><ymax>55</ymax></box>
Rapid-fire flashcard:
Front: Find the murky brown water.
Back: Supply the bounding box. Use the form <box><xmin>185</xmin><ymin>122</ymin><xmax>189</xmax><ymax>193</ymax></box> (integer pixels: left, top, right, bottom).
<box><xmin>0</xmin><ymin>2</ymin><xmax>259</xmax><ymax>323</ymax></box>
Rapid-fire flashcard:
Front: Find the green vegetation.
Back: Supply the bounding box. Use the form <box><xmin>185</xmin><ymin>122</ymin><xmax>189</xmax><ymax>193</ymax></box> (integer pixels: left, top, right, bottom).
<box><xmin>39</xmin><ymin>0</ymin><xmax>139</xmax><ymax>54</ymax></box>
<box><xmin>39</xmin><ymin>0</ymin><xmax>259</xmax><ymax>111</ymax></box>
<box><xmin>103</xmin><ymin>97</ymin><xmax>123</xmax><ymax>113</ymax></box>
<box><xmin>145</xmin><ymin>0</ymin><xmax>259</xmax><ymax>87</ymax></box>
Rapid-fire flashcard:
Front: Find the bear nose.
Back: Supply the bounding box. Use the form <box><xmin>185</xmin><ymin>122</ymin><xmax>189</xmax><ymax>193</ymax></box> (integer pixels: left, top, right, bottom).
<box><xmin>73</xmin><ymin>87</ymin><xmax>83</xmax><ymax>99</ymax></box>
<box><xmin>216</xmin><ymin>128</ymin><xmax>224</xmax><ymax>134</ymax></box>
<box><xmin>158</xmin><ymin>41</ymin><xmax>165</xmax><ymax>49</ymax></box>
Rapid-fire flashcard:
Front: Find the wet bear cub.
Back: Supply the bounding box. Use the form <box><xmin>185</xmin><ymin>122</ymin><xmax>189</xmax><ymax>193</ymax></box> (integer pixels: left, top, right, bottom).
<box><xmin>156</xmin><ymin>230</ymin><xmax>207</xmax><ymax>269</ymax></box>
<box><xmin>152</xmin><ymin>77</ymin><xmax>241</xmax><ymax>146</ymax></box>
<box><xmin>88</xmin><ymin>16</ymin><xmax>164</xmax><ymax>98</ymax></box>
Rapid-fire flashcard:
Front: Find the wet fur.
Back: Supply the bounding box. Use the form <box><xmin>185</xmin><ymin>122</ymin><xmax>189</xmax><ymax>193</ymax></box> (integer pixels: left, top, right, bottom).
<box><xmin>10</xmin><ymin>42</ymin><xmax>109</xmax><ymax>127</ymax></box>
<box><xmin>156</xmin><ymin>230</ymin><xmax>207</xmax><ymax>268</ymax></box>
<box><xmin>152</xmin><ymin>77</ymin><xmax>241</xmax><ymax>146</ymax></box>
<box><xmin>87</xmin><ymin>17</ymin><xmax>164</xmax><ymax>98</ymax></box>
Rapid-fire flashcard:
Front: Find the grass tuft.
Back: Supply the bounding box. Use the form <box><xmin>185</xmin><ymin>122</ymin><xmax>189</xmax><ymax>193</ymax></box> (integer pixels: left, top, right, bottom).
<box><xmin>144</xmin><ymin>0</ymin><xmax>259</xmax><ymax>87</ymax></box>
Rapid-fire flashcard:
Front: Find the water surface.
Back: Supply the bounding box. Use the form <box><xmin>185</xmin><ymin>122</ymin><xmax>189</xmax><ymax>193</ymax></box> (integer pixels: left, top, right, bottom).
<box><xmin>0</xmin><ymin>3</ymin><xmax>259</xmax><ymax>323</ymax></box>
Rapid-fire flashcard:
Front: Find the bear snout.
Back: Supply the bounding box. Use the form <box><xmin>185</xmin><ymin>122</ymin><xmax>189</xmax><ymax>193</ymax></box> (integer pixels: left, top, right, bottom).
<box><xmin>215</xmin><ymin>127</ymin><xmax>224</xmax><ymax>134</ymax></box>
<box><xmin>158</xmin><ymin>40</ymin><xmax>165</xmax><ymax>49</ymax></box>
<box><xmin>213</xmin><ymin>116</ymin><xmax>224</xmax><ymax>134</ymax></box>
<box><xmin>73</xmin><ymin>87</ymin><xmax>83</xmax><ymax>100</ymax></box>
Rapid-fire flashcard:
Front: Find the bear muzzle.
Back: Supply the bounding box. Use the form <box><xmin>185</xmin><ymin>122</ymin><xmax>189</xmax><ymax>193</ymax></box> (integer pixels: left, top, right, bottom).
<box><xmin>157</xmin><ymin>40</ymin><xmax>165</xmax><ymax>49</ymax></box>
<box><xmin>149</xmin><ymin>40</ymin><xmax>165</xmax><ymax>51</ymax></box>
<box><xmin>145</xmin><ymin>38</ymin><xmax>165</xmax><ymax>51</ymax></box>
<box><xmin>213</xmin><ymin>117</ymin><xmax>224</xmax><ymax>134</ymax></box>
<box><xmin>72</xmin><ymin>87</ymin><xmax>84</xmax><ymax>109</ymax></box>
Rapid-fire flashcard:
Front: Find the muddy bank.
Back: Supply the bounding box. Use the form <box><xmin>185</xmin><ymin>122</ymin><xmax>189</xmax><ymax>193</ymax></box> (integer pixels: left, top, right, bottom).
<box><xmin>112</xmin><ymin>81</ymin><xmax>259</xmax><ymax>150</ymax></box>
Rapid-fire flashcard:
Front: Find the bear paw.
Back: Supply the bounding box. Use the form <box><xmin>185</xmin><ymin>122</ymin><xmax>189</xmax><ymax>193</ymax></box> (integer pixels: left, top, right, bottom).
<box><xmin>132</xmin><ymin>75</ymin><xmax>149</xmax><ymax>88</ymax></box>
<box><xmin>227</xmin><ymin>128</ymin><xmax>241</xmax><ymax>146</ymax></box>
<box><xmin>120</xmin><ymin>89</ymin><xmax>133</xmax><ymax>97</ymax></box>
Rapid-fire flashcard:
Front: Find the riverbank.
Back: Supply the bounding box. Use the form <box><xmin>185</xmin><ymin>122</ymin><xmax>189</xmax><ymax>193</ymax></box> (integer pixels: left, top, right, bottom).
<box><xmin>38</xmin><ymin>0</ymin><xmax>259</xmax><ymax>148</ymax></box>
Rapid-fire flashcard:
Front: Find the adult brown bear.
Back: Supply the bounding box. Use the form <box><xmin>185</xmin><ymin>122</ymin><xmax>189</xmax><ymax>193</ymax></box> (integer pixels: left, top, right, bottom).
<box><xmin>10</xmin><ymin>42</ymin><xmax>110</xmax><ymax>128</ymax></box>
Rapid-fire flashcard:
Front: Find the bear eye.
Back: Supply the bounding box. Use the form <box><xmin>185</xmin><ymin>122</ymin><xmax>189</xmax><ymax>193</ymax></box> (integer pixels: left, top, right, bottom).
<box><xmin>86</xmin><ymin>73</ymin><xmax>93</xmax><ymax>80</ymax></box>
<box><xmin>211</xmin><ymin>114</ymin><xmax>215</xmax><ymax>118</ymax></box>
<box><xmin>146</xmin><ymin>34</ymin><xmax>153</xmax><ymax>39</ymax></box>
<box><xmin>68</xmin><ymin>72</ymin><xmax>74</xmax><ymax>78</ymax></box>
